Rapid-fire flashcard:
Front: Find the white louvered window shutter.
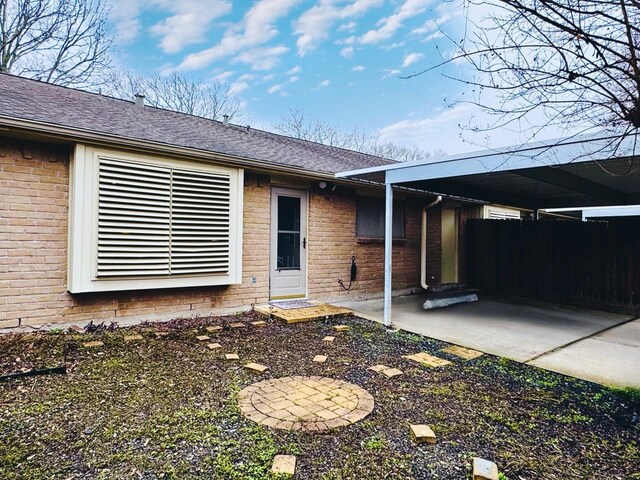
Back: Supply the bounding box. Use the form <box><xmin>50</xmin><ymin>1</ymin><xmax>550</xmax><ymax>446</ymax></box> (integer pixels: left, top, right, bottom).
<box><xmin>170</xmin><ymin>168</ymin><xmax>231</xmax><ymax>275</ymax></box>
<box><xmin>98</xmin><ymin>158</ymin><xmax>172</xmax><ymax>277</ymax></box>
<box><xmin>97</xmin><ymin>159</ymin><xmax>231</xmax><ymax>278</ymax></box>
<box><xmin>69</xmin><ymin>146</ymin><xmax>243</xmax><ymax>293</ymax></box>
<box><xmin>487</xmin><ymin>209</ymin><xmax>520</xmax><ymax>220</ymax></box>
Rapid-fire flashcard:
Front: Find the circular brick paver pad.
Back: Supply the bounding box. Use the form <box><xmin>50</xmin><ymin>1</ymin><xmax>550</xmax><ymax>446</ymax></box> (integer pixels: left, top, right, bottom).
<box><xmin>238</xmin><ymin>376</ymin><xmax>375</xmax><ymax>431</ymax></box>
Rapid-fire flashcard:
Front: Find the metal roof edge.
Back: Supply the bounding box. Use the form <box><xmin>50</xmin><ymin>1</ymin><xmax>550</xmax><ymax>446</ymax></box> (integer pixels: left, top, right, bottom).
<box><xmin>335</xmin><ymin>131</ymin><xmax>632</xmax><ymax>179</ymax></box>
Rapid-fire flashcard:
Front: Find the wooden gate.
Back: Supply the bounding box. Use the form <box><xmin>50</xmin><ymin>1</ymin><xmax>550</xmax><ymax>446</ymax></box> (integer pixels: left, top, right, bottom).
<box><xmin>466</xmin><ymin>219</ymin><xmax>640</xmax><ymax>314</ymax></box>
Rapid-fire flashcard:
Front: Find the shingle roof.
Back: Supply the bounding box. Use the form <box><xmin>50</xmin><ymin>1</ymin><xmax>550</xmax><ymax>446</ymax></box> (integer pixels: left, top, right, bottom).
<box><xmin>0</xmin><ymin>73</ymin><xmax>396</xmax><ymax>175</ymax></box>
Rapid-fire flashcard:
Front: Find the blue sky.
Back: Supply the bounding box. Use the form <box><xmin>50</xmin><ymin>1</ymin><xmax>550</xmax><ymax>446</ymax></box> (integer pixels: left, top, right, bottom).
<box><xmin>108</xmin><ymin>0</ymin><xmax>550</xmax><ymax>155</ymax></box>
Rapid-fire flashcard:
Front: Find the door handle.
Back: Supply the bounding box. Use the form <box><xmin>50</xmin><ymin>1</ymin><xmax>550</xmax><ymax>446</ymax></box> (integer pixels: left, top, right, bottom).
<box><xmin>302</xmin><ymin>237</ymin><xmax>307</xmax><ymax>249</ymax></box>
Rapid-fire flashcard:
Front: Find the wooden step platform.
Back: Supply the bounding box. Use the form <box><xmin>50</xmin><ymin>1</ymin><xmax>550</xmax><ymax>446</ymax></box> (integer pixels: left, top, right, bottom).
<box><xmin>255</xmin><ymin>302</ymin><xmax>352</xmax><ymax>324</ymax></box>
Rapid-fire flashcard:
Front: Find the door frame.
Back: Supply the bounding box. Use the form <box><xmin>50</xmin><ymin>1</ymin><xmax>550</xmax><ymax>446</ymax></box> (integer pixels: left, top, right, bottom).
<box><xmin>269</xmin><ymin>186</ymin><xmax>309</xmax><ymax>299</ymax></box>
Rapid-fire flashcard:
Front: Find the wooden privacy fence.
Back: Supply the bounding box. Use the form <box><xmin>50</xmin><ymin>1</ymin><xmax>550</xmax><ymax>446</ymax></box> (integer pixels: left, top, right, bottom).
<box><xmin>466</xmin><ymin>219</ymin><xmax>640</xmax><ymax>314</ymax></box>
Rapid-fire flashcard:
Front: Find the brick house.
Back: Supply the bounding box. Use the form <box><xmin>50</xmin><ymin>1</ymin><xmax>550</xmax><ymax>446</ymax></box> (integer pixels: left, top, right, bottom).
<box><xmin>0</xmin><ymin>73</ymin><xmax>479</xmax><ymax>331</ymax></box>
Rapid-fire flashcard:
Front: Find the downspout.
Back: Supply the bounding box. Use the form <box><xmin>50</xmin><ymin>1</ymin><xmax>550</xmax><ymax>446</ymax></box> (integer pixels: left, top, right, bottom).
<box><xmin>421</xmin><ymin>195</ymin><xmax>442</xmax><ymax>290</ymax></box>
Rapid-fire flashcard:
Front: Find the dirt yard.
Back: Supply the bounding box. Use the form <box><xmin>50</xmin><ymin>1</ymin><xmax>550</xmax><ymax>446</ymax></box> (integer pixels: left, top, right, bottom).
<box><xmin>0</xmin><ymin>312</ymin><xmax>638</xmax><ymax>479</ymax></box>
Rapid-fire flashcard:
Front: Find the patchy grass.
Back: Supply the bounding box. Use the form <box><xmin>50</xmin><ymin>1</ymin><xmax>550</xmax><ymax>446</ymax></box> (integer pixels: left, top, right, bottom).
<box><xmin>0</xmin><ymin>313</ymin><xmax>638</xmax><ymax>479</ymax></box>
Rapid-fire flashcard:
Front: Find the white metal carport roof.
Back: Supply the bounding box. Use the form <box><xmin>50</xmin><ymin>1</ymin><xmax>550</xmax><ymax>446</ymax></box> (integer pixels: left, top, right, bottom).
<box><xmin>335</xmin><ymin>133</ymin><xmax>640</xmax><ymax>327</ymax></box>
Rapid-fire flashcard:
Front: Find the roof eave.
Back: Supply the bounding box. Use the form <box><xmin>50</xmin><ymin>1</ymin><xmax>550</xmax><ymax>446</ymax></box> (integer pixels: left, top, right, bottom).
<box><xmin>0</xmin><ymin>114</ymin><xmax>350</xmax><ymax>182</ymax></box>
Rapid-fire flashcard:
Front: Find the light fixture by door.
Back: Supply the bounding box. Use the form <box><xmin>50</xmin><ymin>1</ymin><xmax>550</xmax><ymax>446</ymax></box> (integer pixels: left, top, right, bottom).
<box><xmin>318</xmin><ymin>181</ymin><xmax>336</xmax><ymax>191</ymax></box>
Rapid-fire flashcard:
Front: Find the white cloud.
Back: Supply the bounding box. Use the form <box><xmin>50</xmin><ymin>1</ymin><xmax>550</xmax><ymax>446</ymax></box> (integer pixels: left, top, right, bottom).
<box><xmin>229</xmin><ymin>81</ymin><xmax>249</xmax><ymax>94</ymax></box>
<box><xmin>402</xmin><ymin>52</ymin><xmax>424</xmax><ymax>68</ymax></box>
<box><xmin>360</xmin><ymin>0</ymin><xmax>433</xmax><ymax>45</ymax></box>
<box><xmin>108</xmin><ymin>0</ymin><xmax>145</xmax><ymax>43</ymax></box>
<box><xmin>378</xmin><ymin>104</ymin><xmax>479</xmax><ymax>154</ymax></box>
<box><xmin>383</xmin><ymin>69</ymin><xmax>401</xmax><ymax>77</ymax></box>
<box><xmin>294</xmin><ymin>0</ymin><xmax>383</xmax><ymax>56</ymax></box>
<box><xmin>286</xmin><ymin>65</ymin><xmax>302</xmax><ymax>75</ymax></box>
<box><xmin>213</xmin><ymin>70</ymin><xmax>235</xmax><ymax>82</ymax></box>
<box><xmin>411</xmin><ymin>6</ymin><xmax>461</xmax><ymax>37</ymax></box>
<box><xmin>383</xmin><ymin>41</ymin><xmax>406</xmax><ymax>50</ymax></box>
<box><xmin>268</xmin><ymin>83</ymin><xmax>285</xmax><ymax>94</ymax></box>
<box><xmin>312</xmin><ymin>79</ymin><xmax>331</xmax><ymax>91</ymax></box>
<box><xmin>238</xmin><ymin>73</ymin><xmax>255</xmax><ymax>82</ymax></box>
<box><xmin>338</xmin><ymin>35</ymin><xmax>357</xmax><ymax>45</ymax></box>
<box><xmin>150</xmin><ymin>0</ymin><xmax>231</xmax><ymax>54</ymax></box>
<box><xmin>267</xmin><ymin>74</ymin><xmax>298</xmax><ymax>95</ymax></box>
<box><xmin>378</xmin><ymin>101</ymin><xmax>571</xmax><ymax>155</ymax></box>
<box><xmin>180</xmin><ymin>0</ymin><xmax>301</xmax><ymax>70</ymax></box>
<box><xmin>424</xmin><ymin>30</ymin><xmax>444</xmax><ymax>41</ymax></box>
<box><xmin>340</xmin><ymin>47</ymin><xmax>354</xmax><ymax>59</ymax></box>
<box><xmin>262</xmin><ymin>73</ymin><xmax>276</xmax><ymax>81</ymax></box>
<box><xmin>338</xmin><ymin>21</ymin><xmax>357</xmax><ymax>32</ymax></box>
<box><xmin>233</xmin><ymin>45</ymin><xmax>290</xmax><ymax>70</ymax></box>
<box><xmin>352</xmin><ymin>65</ymin><xmax>365</xmax><ymax>71</ymax></box>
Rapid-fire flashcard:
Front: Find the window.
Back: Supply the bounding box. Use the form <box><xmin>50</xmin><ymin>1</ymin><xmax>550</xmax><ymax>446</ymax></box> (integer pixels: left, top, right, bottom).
<box><xmin>483</xmin><ymin>205</ymin><xmax>521</xmax><ymax>220</ymax></box>
<box><xmin>68</xmin><ymin>145</ymin><xmax>243</xmax><ymax>293</ymax></box>
<box><xmin>356</xmin><ymin>195</ymin><xmax>405</xmax><ymax>238</ymax></box>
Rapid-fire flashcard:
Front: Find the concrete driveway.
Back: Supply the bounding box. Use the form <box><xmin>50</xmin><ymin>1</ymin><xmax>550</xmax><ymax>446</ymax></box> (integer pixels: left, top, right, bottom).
<box><xmin>336</xmin><ymin>295</ymin><xmax>640</xmax><ymax>388</ymax></box>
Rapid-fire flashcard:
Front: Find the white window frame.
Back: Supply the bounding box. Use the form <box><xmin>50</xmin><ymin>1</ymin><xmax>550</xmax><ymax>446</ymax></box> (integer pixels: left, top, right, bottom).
<box><xmin>68</xmin><ymin>144</ymin><xmax>244</xmax><ymax>293</ymax></box>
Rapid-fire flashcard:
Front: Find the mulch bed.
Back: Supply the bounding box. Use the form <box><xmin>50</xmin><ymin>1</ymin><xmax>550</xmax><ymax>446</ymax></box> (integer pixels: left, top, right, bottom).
<box><xmin>0</xmin><ymin>312</ymin><xmax>638</xmax><ymax>479</ymax></box>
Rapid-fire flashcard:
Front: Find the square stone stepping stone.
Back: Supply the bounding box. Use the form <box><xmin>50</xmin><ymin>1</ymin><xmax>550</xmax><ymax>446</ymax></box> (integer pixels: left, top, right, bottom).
<box><xmin>473</xmin><ymin>457</ymin><xmax>499</xmax><ymax>480</ymax></box>
<box><xmin>441</xmin><ymin>345</ymin><xmax>483</xmax><ymax>360</ymax></box>
<box><xmin>225</xmin><ymin>353</ymin><xmax>240</xmax><ymax>360</ymax></box>
<box><xmin>207</xmin><ymin>343</ymin><xmax>222</xmax><ymax>350</ymax></box>
<box><xmin>124</xmin><ymin>334</ymin><xmax>143</xmax><ymax>342</ymax></box>
<box><xmin>313</xmin><ymin>355</ymin><xmax>327</xmax><ymax>363</ymax></box>
<box><xmin>410</xmin><ymin>424</ymin><xmax>437</xmax><ymax>444</ymax></box>
<box><xmin>83</xmin><ymin>341</ymin><xmax>103</xmax><ymax>348</ymax></box>
<box><xmin>333</xmin><ymin>325</ymin><xmax>349</xmax><ymax>332</ymax></box>
<box><xmin>206</xmin><ymin>326</ymin><xmax>223</xmax><ymax>333</ymax></box>
<box><xmin>382</xmin><ymin>367</ymin><xmax>404</xmax><ymax>378</ymax></box>
<box><xmin>323</xmin><ymin>336</ymin><xmax>335</xmax><ymax>343</ymax></box>
<box><xmin>229</xmin><ymin>322</ymin><xmax>246</xmax><ymax>329</ymax></box>
<box><xmin>403</xmin><ymin>352</ymin><xmax>452</xmax><ymax>367</ymax></box>
<box><xmin>196</xmin><ymin>335</ymin><xmax>210</xmax><ymax>342</ymax></box>
<box><xmin>271</xmin><ymin>454</ymin><xmax>296</xmax><ymax>476</ymax></box>
<box><xmin>368</xmin><ymin>364</ymin><xmax>390</xmax><ymax>373</ymax></box>
<box><xmin>244</xmin><ymin>362</ymin><xmax>269</xmax><ymax>373</ymax></box>
<box><xmin>250</xmin><ymin>320</ymin><xmax>267</xmax><ymax>327</ymax></box>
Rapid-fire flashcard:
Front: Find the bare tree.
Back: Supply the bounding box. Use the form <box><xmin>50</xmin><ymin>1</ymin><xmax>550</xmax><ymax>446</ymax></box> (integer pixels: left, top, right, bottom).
<box><xmin>0</xmin><ymin>0</ymin><xmax>112</xmax><ymax>88</ymax></box>
<box><xmin>274</xmin><ymin>108</ymin><xmax>442</xmax><ymax>161</ymax></box>
<box><xmin>405</xmin><ymin>0</ymin><xmax>640</xmax><ymax>156</ymax></box>
<box><xmin>109</xmin><ymin>70</ymin><xmax>245</xmax><ymax>122</ymax></box>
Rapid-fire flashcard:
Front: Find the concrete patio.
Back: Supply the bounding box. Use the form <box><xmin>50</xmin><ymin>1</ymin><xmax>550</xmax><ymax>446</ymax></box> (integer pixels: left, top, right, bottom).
<box><xmin>336</xmin><ymin>295</ymin><xmax>640</xmax><ymax>388</ymax></box>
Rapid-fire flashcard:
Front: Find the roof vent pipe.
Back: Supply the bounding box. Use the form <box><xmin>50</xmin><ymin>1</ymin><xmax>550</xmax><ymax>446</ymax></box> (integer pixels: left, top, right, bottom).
<box><xmin>421</xmin><ymin>195</ymin><xmax>442</xmax><ymax>291</ymax></box>
<box><xmin>134</xmin><ymin>93</ymin><xmax>145</xmax><ymax>107</ymax></box>
<box><xmin>223</xmin><ymin>114</ymin><xmax>229</xmax><ymax>126</ymax></box>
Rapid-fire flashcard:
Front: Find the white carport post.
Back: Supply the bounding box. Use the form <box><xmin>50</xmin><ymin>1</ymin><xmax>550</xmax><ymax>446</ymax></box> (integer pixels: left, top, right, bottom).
<box><xmin>383</xmin><ymin>180</ymin><xmax>393</xmax><ymax>328</ymax></box>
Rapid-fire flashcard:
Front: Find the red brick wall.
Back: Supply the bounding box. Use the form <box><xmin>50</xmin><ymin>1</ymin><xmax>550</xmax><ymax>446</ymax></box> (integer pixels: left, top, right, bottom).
<box><xmin>0</xmin><ymin>140</ymin><xmax>271</xmax><ymax>328</ymax></box>
<box><xmin>0</xmin><ymin>139</ymin><xmax>466</xmax><ymax>329</ymax></box>
<box><xmin>307</xmin><ymin>185</ymin><xmax>425</xmax><ymax>300</ymax></box>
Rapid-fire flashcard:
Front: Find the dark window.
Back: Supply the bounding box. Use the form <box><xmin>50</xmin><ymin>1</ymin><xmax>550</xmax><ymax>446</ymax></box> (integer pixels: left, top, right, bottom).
<box><xmin>356</xmin><ymin>196</ymin><xmax>405</xmax><ymax>238</ymax></box>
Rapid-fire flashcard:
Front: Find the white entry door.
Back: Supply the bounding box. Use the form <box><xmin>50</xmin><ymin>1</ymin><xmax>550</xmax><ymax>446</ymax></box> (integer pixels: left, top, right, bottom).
<box><xmin>270</xmin><ymin>187</ymin><xmax>308</xmax><ymax>299</ymax></box>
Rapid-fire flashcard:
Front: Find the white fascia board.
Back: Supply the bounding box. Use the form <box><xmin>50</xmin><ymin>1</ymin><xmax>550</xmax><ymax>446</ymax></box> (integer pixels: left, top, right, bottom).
<box><xmin>335</xmin><ymin>132</ymin><xmax>634</xmax><ymax>183</ymax></box>
<box><xmin>385</xmin><ymin>133</ymin><xmax>637</xmax><ymax>184</ymax></box>
<box><xmin>583</xmin><ymin>206</ymin><xmax>640</xmax><ymax>218</ymax></box>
